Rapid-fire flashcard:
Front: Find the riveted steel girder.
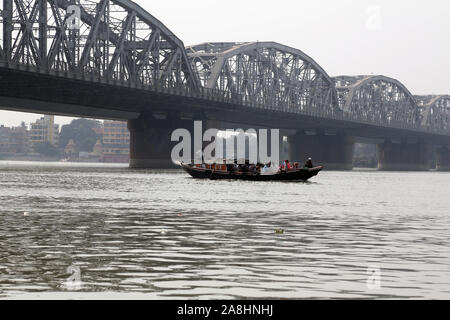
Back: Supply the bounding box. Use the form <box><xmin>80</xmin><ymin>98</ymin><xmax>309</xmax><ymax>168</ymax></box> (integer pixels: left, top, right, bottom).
<box><xmin>187</xmin><ymin>41</ymin><xmax>339</xmax><ymax>116</ymax></box>
<box><xmin>334</xmin><ymin>75</ymin><xmax>421</xmax><ymax>129</ymax></box>
<box><xmin>1</xmin><ymin>2</ymin><xmax>449</xmax><ymax>137</ymax></box>
<box><xmin>415</xmin><ymin>95</ymin><xmax>450</xmax><ymax>132</ymax></box>
<box><xmin>0</xmin><ymin>0</ymin><xmax>199</xmax><ymax>90</ymax></box>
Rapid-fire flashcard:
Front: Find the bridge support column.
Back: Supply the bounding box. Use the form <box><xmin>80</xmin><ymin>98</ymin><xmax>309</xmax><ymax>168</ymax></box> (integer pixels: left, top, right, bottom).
<box><xmin>377</xmin><ymin>140</ymin><xmax>431</xmax><ymax>171</ymax></box>
<box><xmin>288</xmin><ymin>132</ymin><xmax>355</xmax><ymax>170</ymax></box>
<box><xmin>128</xmin><ymin>116</ymin><xmax>221</xmax><ymax>169</ymax></box>
<box><xmin>128</xmin><ymin>116</ymin><xmax>200</xmax><ymax>169</ymax></box>
<box><xmin>436</xmin><ymin>146</ymin><xmax>450</xmax><ymax>171</ymax></box>
<box><xmin>128</xmin><ymin>117</ymin><xmax>178</xmax><ymax>169</ymax></box>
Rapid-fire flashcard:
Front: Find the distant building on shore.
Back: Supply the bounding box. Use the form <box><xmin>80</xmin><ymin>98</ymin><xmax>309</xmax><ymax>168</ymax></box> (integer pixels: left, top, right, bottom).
<box><xmin>29</xmin><ymin>115</ymin><xmax>60</xmax><ymax>148</ymax></box>
<box><xmin>0</xmin><ymin>124</ymin><xmax>30</xmax><ymax>155</ymax></box>
<box><xmin>102</xmin><ymin>121</ymin><xmax>130</xmax><ymax>163</ymax></box>
<box><xmin>0</xmin><ymin>125</ymin><xmax>11</xmax><ymax>155</ymax></box>
<box><xmin>10</xmin><ymin>126</ymin><xmax>30</xmax><ymax>154</ymax></box>
<box><xmin>92</xmin><ymin>126</ymin><xmax>104</xmax><ymax>136</ymax></box>
<box><xmin>64</xmin><ymin>139</ymin><xmax>77</xmax><ymax>159</ymax></box>
<box><xmin>1</xmin><ymin>117</ymin><xmax>132</xmax><ymax>162</ymax></box>
<box><xmin>91</xmin><ymin>139</ymin><xmax>103</xmax><ymax>158</ymax></box>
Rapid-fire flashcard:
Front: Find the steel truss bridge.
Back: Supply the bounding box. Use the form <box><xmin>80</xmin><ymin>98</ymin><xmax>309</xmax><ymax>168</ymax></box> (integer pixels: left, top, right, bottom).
<box><xmin>0</xmin><ymin>0</ymin><xmax>448</xmax><ymax>135</ymax></box>
<box><xmin>0</xmin><ymin>0</ymin><xmax>449</xmax><ymax>170</ymax></box>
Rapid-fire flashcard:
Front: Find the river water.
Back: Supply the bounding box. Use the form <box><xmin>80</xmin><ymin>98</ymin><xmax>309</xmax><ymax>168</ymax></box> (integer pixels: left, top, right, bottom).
<box><xmin>0</xmin><ymin>161</ymin><xmax>449</xmax><ymax>299</ymax></box>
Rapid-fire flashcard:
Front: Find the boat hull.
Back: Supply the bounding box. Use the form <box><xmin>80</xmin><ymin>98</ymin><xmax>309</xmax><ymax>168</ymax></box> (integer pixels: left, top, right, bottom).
<box><xmin>181</xmin><ymin>164</ymin><xmax>323</xmax><ymax>182</ymax></box>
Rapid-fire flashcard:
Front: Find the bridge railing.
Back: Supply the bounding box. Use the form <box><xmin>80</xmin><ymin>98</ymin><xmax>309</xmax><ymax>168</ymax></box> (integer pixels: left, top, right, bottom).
<box><xmin>168</xmin><ymin>84</ymin><xmax>450</xmax><ymax>136</ymax></box>
<box><xmin>1</xmin><ymin>58</ymin><xmax>449</xmax><ymax>137</ymax></box>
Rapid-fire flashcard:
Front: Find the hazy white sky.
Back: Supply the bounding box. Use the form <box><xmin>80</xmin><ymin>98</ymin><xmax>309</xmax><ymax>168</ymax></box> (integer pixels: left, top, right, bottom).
<box><xmin>1</xmin><ymin>0</ymin><xmax>449</xmax><ymax>127</ymax></box>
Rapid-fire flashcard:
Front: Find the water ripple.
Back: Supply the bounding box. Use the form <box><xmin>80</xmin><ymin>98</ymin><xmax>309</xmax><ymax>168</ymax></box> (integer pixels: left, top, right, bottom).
<box><xmin>0</xmin><ymin>161</ymin><xmax>450</xmax><ymax>299</ymax></box>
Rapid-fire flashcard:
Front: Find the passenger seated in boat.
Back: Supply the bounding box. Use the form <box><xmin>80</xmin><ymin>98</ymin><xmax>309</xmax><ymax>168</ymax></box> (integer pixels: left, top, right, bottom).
<box><xmin>305</xmin><ymin>158</ymin><xmax>314</xmax><ymax>168</ymax></box>
<box><xmin>255</xmin><ymin>164</ymin><xmax>263</xmax><ymax>174</ymax></box>
<box><xmin>261</xmin><ymin>162</ymin><xmax>278</xmax><ymax>175</ymax></box>
<box><xmin>238</xmin><ymin>164</ymin><xmax>249</xmax><ymax>173</ymax></box>
<box><xmin>287</xmin><ymin>160</ymin><xmax>293</xmax><ymax>170</ymax></box>
<box><xmin>256</xmin><ymin>163</ymin><xmax>264</xmax><ymax>173</ymax></box>
<box><xmin>281</xmin><ymin>160</ymin><xmax>293</xmax><ymax>171</ymax></box>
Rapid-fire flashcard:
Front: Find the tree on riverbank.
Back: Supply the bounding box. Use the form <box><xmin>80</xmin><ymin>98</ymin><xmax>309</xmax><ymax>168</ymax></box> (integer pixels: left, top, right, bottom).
<box><xmin>59</xmin><ymin>119</ymin><xmax>102</xmax><ymax>153</ymax></box>
<box><xmin>34</xmin><ymin>142</ymin><xmax>59</xmax><ymax>157</ymax></box>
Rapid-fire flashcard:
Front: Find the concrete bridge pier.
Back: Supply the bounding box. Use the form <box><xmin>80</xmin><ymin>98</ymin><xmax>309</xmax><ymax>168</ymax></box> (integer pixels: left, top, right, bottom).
<box><xmin>128</xmin><ymin>115</ymin><xmax>183</xmax><ymax>169</ymax></box>
<box><xmin>288</xmin><ymin>131</ymin><xmax>355</xmax><ymax>170</ymax></box>
<box><xmin>436</xmin><ymin>146</ymin><xmax>450</xmax><ymax>171</ymax></box>
<box><xmin>377</xmin><ymin>140</ymin><xmax>431</xmax><ymax>171</ymax></box>
<box><xmin>128</xmin><ymin>116</ymin><xmax>223</xmax><ymax>169</ymax></box>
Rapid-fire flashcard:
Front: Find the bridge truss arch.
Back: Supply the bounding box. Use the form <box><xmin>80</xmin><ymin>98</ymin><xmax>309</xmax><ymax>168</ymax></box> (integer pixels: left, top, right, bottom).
<box><xmin>187</xmin><ymin>42</ymin><xmax>339</xmax><ymax>116</ymax></box>
<box><xmin>0</xmin><ymin>0</ymin><xmax>199</xmax><ymax>90</ymax></box>
<box><xmin>416</xmin><ymin>95</ymin><xmax>450</xmax><ymax>133</ymax></box>
<box><xmin>334</xmin><ymin>75</ymin><xmax>421</xmax><ymax>128</ymax></box>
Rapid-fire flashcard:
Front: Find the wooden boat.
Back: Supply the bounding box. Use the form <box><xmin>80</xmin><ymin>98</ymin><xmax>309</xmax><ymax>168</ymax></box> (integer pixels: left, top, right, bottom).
<box><xmin>180</xmin><ymin>163</ymin><xmax>323</xmax><ymax>182</ymax></box>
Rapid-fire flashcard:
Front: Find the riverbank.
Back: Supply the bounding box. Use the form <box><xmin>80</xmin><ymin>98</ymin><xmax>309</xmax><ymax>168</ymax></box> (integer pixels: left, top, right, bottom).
<box><xmin>0</xmin><ymin>155</ymin><xmax>128</xmax><ymax>164</ymax></box>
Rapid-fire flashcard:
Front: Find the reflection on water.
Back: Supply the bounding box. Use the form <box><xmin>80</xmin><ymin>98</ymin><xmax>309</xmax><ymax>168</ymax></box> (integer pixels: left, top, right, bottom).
<box><xmin>0</xmin><ymin>161</ymin><xmax>449</xmax><ymax>299</ymax></box>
